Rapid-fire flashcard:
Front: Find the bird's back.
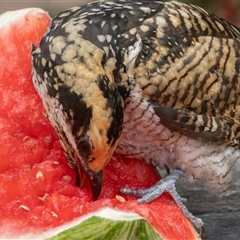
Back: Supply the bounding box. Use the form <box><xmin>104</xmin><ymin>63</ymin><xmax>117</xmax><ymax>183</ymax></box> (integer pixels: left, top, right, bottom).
<box><xmin>32</xmin><ymin>0</ymin><xmax>240</xmax><ymax>195</ymax></box>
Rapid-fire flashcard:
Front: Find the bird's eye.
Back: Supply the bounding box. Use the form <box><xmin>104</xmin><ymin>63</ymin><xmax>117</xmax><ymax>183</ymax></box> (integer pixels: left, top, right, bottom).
<box><xmin>77</xmin><ymin>137</ymin><xmax>92</xmax><ymax>159</ymax></box>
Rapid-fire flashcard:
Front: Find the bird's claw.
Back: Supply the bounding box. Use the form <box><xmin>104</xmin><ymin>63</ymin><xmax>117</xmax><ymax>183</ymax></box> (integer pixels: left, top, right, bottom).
<box><xmin>197</xmin><ymin>225</ymin><xmax>205</xmax><ymax>237</ymax></box>
<box><xmin>120</xmin><ymin>169</ymin><xmax>204</xmax><ymax>233</ymax></box>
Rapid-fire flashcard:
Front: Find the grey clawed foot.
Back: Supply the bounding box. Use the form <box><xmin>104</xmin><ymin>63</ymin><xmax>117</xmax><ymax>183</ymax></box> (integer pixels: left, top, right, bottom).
<box><xmin>120</xmin><ymin>169</ymin><xmax>204</xmax><ymax>234</ymax></box>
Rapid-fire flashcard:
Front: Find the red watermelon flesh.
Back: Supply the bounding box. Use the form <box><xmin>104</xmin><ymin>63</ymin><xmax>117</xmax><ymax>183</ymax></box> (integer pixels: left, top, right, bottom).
<box><xmin>0</xmin><ymin>7</ymin><xmax>199</xmax><ymax>239</ymax></box>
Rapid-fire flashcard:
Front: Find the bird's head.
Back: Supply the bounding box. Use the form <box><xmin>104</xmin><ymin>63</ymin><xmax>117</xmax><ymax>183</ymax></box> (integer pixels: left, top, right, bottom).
<box><xmin>54</xmin><ymin>72</ymin><xmax>125</xmax><ymax>200</ymax></box>
<box><xmin>32</xmin><ymin>22</ymin><xmax>128</xmax><ymax>201</ymax></box>
<box><xmin>71</xmin><ymin>79</ymin><xmax>123</xmax><ymax>200</ymax></box>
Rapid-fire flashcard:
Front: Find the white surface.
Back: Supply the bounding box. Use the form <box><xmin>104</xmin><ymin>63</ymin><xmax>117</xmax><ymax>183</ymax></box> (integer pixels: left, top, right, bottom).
<box><xmin>4</xmin><ymin>207</ymin><xmax>142</xmax><ymax>239</ymax></box>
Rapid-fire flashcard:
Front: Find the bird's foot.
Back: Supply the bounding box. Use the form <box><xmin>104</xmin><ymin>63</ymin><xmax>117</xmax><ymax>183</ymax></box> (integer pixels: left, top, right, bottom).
<box><xmin>120</xmin><ymin>169</ymin><xmax>204</xmax><ymax>234</ymax></box>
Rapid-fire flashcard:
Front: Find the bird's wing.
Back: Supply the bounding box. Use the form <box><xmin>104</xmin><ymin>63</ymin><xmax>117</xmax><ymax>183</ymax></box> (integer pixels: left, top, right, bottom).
<box><xmin>125</xmin><ymin>1</ymin><xmax>240</xmax><ymax>145</ymax></box>
<box><xmin>151</xmin><ymin>102</ymin><xmax>239</xmax><ymax>145</ymax></box>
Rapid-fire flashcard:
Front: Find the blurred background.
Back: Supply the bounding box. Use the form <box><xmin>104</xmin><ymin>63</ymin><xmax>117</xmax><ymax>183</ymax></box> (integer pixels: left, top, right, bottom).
<box><xmin>0</xmin><ymin>0</ymin><xmax>240</xmax><ymax>26</ymax></box>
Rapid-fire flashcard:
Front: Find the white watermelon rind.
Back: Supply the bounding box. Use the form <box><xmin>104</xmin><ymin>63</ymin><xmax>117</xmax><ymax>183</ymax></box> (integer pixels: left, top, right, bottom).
<box><xmin>6</xmin><ymin>207</ymin><xmax>162</xmax><ymax>240</ymax></box>
<box><xmin>0</xmin><ymin>8</ymin><xmax>48</xmax><ymax>30</ymax></box>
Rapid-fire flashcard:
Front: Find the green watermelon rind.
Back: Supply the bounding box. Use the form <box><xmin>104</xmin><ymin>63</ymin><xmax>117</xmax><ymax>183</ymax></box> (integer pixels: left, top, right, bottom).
<box><xmin>44</xmin><ymin>207</ymin><xmax>162</xmax><ymax>240</ymax></box>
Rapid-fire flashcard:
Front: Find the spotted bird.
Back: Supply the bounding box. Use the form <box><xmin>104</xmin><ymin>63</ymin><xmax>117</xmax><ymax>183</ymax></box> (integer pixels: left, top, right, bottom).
<box><xmin>32</xmin><ymin>0</ymin><xmax>240</xmax><ymax>231</ymax></box>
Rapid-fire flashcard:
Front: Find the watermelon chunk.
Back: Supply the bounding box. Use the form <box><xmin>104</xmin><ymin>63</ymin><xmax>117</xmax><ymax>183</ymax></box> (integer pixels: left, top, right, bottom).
<box><xmin>0</xmin><ymin>8</ymin><xmax>200</xmax><ymax>239</ymax></box>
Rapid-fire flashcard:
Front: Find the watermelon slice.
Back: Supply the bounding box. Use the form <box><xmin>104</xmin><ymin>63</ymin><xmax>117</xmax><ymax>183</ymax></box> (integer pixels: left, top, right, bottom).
<box><xmin>0</xmin><ymin>8</ymin><xmax>200</xmax><ymax>239</ymax></box>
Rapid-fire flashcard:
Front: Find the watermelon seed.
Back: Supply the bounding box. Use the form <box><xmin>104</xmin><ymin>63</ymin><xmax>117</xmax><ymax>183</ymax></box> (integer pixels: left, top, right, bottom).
<box><xmin>53</xmin><ymin>161</ymin><xmax>60</xmax><ymax>165</ymax></box>
<box><xmin>116</xmin><ymin>195</ymin><xmax>126</xmax><ymax>202</ymax></box>
<box><xmin>51</xmin><ymin>211</ymin><xmax>58</xmax><ymax>218</ymax></box>
<box><xmin>23</xmin><ymin>136</ymin><xmax>30</xmax><ymax>141</ymax></box>
<box><xmin>39</xmin><ymin>193</ymin><xmax>50</xmax><ymax>202</ymax></box>
<box><xmin>20</xmin><ymin>205</ymin><xmax>30</xmax><ymax>211</ymax></box>
<box><xmin>36</xmin><ymin>171</ymin><xmax>44</xmax><ymax>179</ymax></box>
<box><xmin>63</xmin><ymin>175</ymin><xmax>72</xmax><ymax>181</ymax></box>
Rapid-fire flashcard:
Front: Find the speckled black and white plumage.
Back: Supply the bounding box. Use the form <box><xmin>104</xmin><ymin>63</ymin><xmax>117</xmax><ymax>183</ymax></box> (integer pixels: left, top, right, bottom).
<box><xmin>32</xmin><ymin>0</ymin><xmax>240</xmax><ymax>230</ymax></box>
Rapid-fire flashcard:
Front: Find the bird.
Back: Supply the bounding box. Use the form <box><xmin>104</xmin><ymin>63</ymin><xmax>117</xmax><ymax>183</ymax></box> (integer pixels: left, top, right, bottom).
<box><xmin>32</xmin><ymin>0</ymin><xmax>240</xmax><ymax>231</ymax></box>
